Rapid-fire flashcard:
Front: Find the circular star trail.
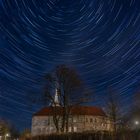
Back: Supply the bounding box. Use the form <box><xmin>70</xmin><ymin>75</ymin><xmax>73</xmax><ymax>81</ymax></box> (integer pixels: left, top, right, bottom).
<box><xmin>0</xmin><ymin>0</ymin><xmax>140</xmax><ymax>130</ymax></box>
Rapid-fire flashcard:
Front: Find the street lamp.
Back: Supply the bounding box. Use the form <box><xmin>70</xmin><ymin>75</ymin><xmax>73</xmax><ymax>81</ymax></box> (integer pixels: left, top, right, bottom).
<box><xmin>135</xmin><ymin>121</ymin><xmax>139</xmax><ymax>126</ymax></box>
<box><xmin>134</xmin><ymin>120</ymin><xmax>139</xmax><ymax>140</ymax></box>
<box><xmin>5</xmin><ymin>133</ymin><xmax>10</xmax><ymax>140</ymax></box>
<box><xmin>134</xmin><ymin>120</ymin><xmax>139</xmax><ymax>130</ymax></box>
<box><xmin>5</xmin><ymin>133</ymin><xmax>9</xmax><ymax>137</ymax></box>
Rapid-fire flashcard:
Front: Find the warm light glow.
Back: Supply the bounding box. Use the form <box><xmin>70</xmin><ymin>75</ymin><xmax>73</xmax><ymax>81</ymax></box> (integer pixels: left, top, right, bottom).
<box><xmin>5</xmin><ymin>133</ymin><xmax>10</xmax><ymax>137</ymax></box>
<box><xmin>135</xmin><ymin>120</ymin><xmax>139</xmax><ymax>125</ymax></box>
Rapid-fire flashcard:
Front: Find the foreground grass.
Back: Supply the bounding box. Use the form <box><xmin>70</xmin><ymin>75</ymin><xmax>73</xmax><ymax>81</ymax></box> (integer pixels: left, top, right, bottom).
<box><xmin>25</xmin><ymin>130</ymin><xmax>140</xmax><ymax>140</ymax></box>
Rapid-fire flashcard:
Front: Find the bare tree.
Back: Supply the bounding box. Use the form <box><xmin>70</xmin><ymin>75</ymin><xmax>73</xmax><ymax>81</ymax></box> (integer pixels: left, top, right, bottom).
<box><xmin>134</xmin><ymin>90</ymin><xmax>140</xmax><ymax>111</ymax></box>
<box><xmin>0</xmin><ymin>118</ymin><xmax>9</xmax><ymax>137</ymax></box>
<box><xmin>105</xmin><ymin>88</ymin><xmax>122</xmax><ymax>134</ymax></box>
<box><xmin>0</xmin><ymin>118</ymin><xmax>19</xmax><ymax>139</ymax></box>
<box><xmin>130</xmin><ymin>90</ymin><xmax>140</xmax><ymax>129</ymax></box>
<box><xmin>43</xmin><ymin>65</ymin><xmax>92</xmax><ymax>133</ymax></box>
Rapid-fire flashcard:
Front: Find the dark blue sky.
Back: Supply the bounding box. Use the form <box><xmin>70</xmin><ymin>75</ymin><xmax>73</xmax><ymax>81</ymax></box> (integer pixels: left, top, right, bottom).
<box><xmin>0</xmin><ymin>0</ymin><xmax>140</xmax><ymax>130</ymax></box>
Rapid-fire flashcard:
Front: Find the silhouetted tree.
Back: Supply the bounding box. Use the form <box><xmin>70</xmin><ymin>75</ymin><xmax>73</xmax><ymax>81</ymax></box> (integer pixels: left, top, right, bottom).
<box><xmin>129</xmin><ymin>90</ymin><xmax>140</xmax><ymax>130</ymax></box>
<box><xmin>43</xmin><ymin>65</ymin><xmax>92</xmax><ymax>133</ymax></box>
<box><xmin>0</xmin><ymin>119</ymin><xmax>9</xmax><ymax>137</ymax></box>
<box><xmin>134</xmin><ymin>90</ymin><xmax>140</xmax><ymax>111</ymax></box>
<box><xmin>0</xmin><ymin>118</ymin><xmax>19</xmax><ymax>139</ymax></box>
<box><xmin>8</xmin><ymin>126</ymin><xmax>19</xmax><ymax>140</ymax></box>
<box><xmin>105</xmin><ymin>88</ymin><xmax>123</xmax><ymax>135</ymax></box>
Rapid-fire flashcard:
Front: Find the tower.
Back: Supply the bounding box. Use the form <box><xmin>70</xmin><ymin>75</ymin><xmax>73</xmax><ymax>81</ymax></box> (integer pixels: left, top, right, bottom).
<box><xmin>53</xmin><ymin>88</ymin><xmax>60</xmax><ymax>107</ymax></box>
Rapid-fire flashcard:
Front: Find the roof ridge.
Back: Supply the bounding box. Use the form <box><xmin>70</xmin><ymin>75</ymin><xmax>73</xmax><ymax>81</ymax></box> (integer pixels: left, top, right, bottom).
<box><xmin>33</xmin><ymin>106</ymin><xmax>106</xmax><ymax>117</ymax></box>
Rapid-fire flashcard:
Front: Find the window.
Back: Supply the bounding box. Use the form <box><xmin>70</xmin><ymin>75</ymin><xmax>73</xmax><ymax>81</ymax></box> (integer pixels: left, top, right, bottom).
<box><xmin>32</xmin><ymin>121</ymin><xmax>37</xmax><ymax>126</ymax></box>
<box><xmin>104</xmin><ymin>124</ymin><xmax>107</xmax><ymax>128</ymax></box>
<box><xmin>86</xmin><ymin>118</ymin><xmax>88</xmax><ymax>122</ymax></box>
<box><xmin>95</xmin><ymin>118</ymin><xmax>97</xmax><ymax>123</ymax></box>
<box><xmin>78</xmin><ymin>116</ymin><xmax>82</xmax><ymax>122</ymax></box>
<box><xmin>69</xmin><ymin>117</ymin><xmax>72</xmax><ymax>122</ymax></box>
<box><xmin>42</xmin><ymin>128</ymin><xmax>46</xmax><ymax>133</ymax></box>
<box><xmin>46</xmin><ymin>127</ymin><xmax>49</xmax><ymax>132</ymax></box>
<box><xmin>73</xmin><ymin>126</ymin><xmax>77</xmax><ymax>132</ymax></box>
<box><xmin>43</xmin><ymin>120</ymin><xmax>48</xmax><ymax>125</ymax></box>
<box><xmin>50</xmin><ymin>126</ymin><xmax>54</xmax><ymax>131</ymax></box>
<box><xmin>68</xmin><ymin>127</ymin><xmax>72</xmax><ymax>132</ymax></box>
<box><xmin>37</xmin><ymin>128</ymin><xmax>41</xmax><ymax>133</ymax></box>
<box><xmin>47</xmin><ymin>117</ymin><xmax>50</xmax><ymax>125</ymax></box>
<box><xmin>90</xmin><ymin>118</ymin><xmax>93</xmax><ymax>122</ymax></box>
<box><xmin>73</xmin><ymin>118</ymin><xmax>77</xmax><ymax>122</ymax></box>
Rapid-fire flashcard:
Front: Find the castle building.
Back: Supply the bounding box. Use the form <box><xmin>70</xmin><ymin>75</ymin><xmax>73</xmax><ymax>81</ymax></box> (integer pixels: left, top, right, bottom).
<box><xmin>31</xmin><ymin>90</ymin><xmax>113</xmax><ymax>136</ymax></box>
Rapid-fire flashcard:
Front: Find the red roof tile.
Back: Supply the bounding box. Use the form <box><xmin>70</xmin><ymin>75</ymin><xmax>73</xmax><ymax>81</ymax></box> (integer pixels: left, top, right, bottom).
<box><xmin>33</xmin><ymin>106</ymin><xmax>106</xmax><ymax>117</ymax></box>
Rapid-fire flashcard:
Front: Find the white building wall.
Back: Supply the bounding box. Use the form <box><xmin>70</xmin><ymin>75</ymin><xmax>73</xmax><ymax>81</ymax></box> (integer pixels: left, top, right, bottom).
<box><xmin>32</xmin><ymin>116</ymin><xmax>56</xmax><ymax>136</ymax></box>
<box><xmin>32</xmin><ymin>115</ymin><xmax>113</xmax><ymax>136</ymax></box>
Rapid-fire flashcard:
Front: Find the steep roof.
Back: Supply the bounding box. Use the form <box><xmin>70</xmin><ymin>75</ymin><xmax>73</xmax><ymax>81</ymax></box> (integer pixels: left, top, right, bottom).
<box><xmin>33</xmin><ymin>106</ymin><xmax>106</xmax><ymax>117</ymax></box>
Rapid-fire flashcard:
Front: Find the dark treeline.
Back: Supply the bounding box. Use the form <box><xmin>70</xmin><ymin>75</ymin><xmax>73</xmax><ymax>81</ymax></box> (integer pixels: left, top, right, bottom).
<box><xmin>26</xmin><ymin>131</ymin><xmax>140</xmax><ymax>140</ymax></box>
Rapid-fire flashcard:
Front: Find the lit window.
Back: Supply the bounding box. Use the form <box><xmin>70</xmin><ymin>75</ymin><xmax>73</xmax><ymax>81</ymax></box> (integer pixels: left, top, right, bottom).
<box><xmin>68</xmin><ymin>127</ymin><xmax>72</xmax><ymax>132</ymax></box>
<box><xmin>50</xmin><ymin>126</ymin><xmax>53</xmax><ymax>131</ymax></box>
<box><xmin>73</xmin><ymin>126</ymin><xmax>77</xmax><ymax>132</ymax></box>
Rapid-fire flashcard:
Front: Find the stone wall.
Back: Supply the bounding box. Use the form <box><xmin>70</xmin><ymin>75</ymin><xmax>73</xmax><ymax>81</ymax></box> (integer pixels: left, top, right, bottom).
<box><xmin>32</xmin><ymin>115</ymin><xmax>113</xmax><ymax>136</ymax></box>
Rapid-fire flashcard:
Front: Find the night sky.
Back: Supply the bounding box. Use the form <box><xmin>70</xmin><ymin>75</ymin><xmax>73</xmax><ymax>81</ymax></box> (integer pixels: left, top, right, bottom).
<box><xmin>0</xmin><ymin>0</ymin><xmax>140</xmax><ymax>130</ymax></box>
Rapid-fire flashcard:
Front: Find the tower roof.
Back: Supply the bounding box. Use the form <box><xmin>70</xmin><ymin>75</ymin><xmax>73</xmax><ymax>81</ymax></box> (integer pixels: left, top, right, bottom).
<box><xmin>52</xmin><ymin>88</ymin><xmax>60</xmax><ymax>107</ymax></box>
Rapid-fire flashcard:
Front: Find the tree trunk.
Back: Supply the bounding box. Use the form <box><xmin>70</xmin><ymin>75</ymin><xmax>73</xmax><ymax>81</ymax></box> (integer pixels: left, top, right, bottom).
<box><xmin>61</xmin><ymin>108</ymin><xmax>66</xmax><ymax>132</ymax></box>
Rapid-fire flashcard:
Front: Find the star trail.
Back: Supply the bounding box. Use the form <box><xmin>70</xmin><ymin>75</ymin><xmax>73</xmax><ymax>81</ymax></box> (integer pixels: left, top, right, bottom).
<box><xmin>0</xmin><ymin>0</ymin><xmax>140</xmax><ymax>130</ymax></box>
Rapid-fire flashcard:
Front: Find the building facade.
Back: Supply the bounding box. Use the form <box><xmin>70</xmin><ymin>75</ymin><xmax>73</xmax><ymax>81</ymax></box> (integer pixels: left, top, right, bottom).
<box><xmin>31</xmin><ymin>106</ymin><xmax>113</xmax><ymax>136</ymax></box>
